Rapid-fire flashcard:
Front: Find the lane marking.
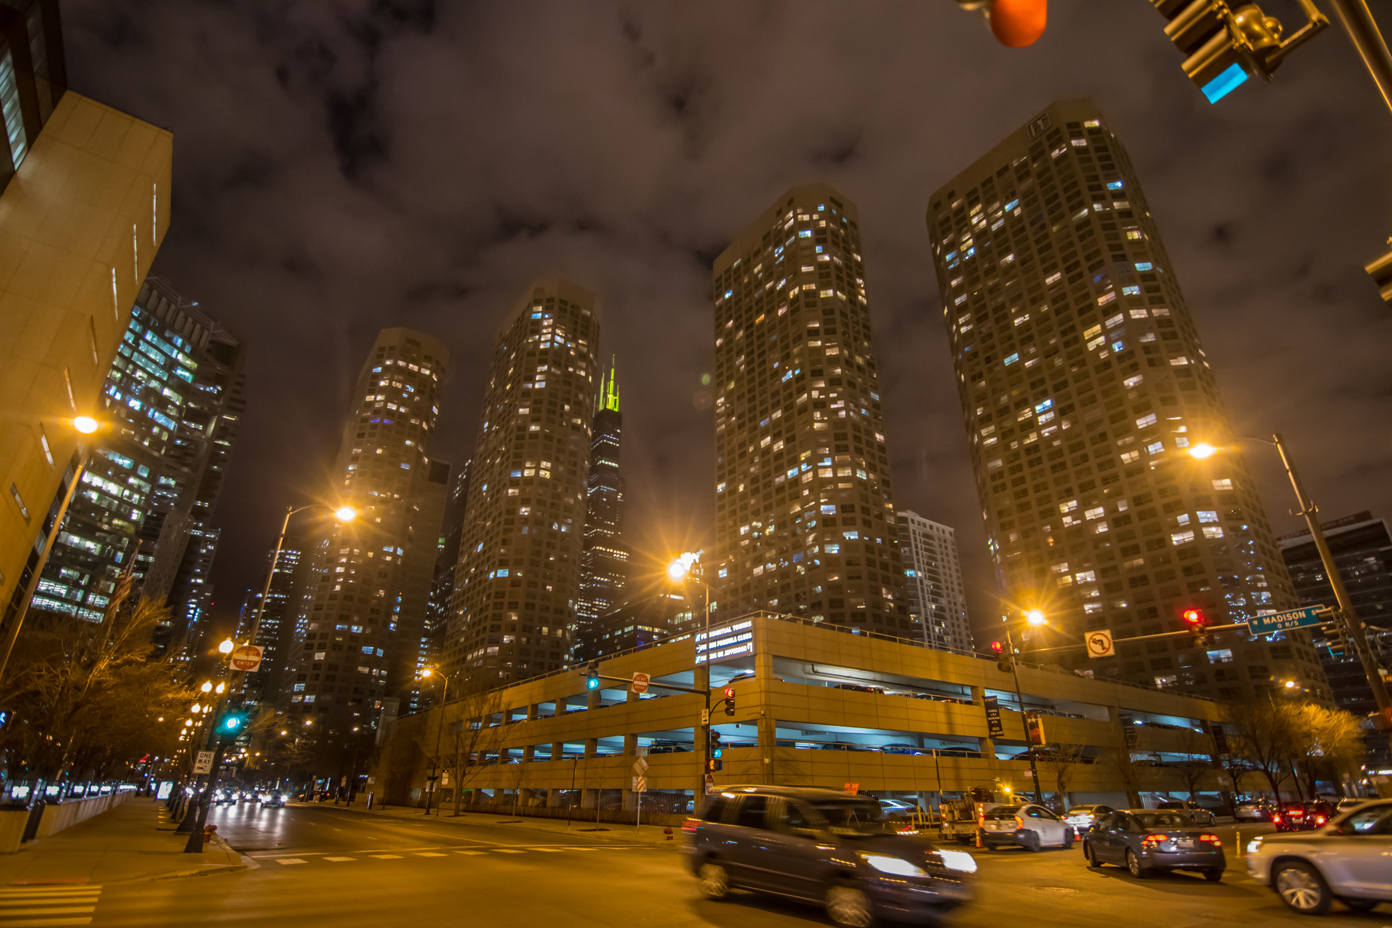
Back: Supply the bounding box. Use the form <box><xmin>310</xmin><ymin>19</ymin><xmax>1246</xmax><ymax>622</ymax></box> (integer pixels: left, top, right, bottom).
<box><xmin>324</xmin><ymin>857</ymin><xmax>355</xmax><ymax>862</ymax></box>
<box><xmin>370</xmin><ymin>854</ymin><xmax>403</xmax><ymax>860</ymax></box>
<box><xmin>0</xmin><ymin>919</ymin><xmax>93</xmax><ymax>927</ymax></box>
<box><xmin>415</xmin><ymin>852</ymin><xmax>447</xmax><ymax>857</ymax></box>
<box><xmin>0</xmin><ymin>888</ymin><xmax>99</xmax><ymax>895</ymax></box>
<box><xmin>530</xmin><ymin>848</ymin><xmax>562</xmax><ymax>852</ymax></box>
<box><xmin>275</xmin><ymin>859</ymin><xmax>307</xmax><ymax>866</ymax></box>
<box><xmin>454</xmin><ymin>851</ymin><xmax>487</xmax><ymax>856</ymax></box>
<box><xmin>493</xmin><ymin>849</ymin><xmax>524</xmax><ymax>854</ymax></box>
<box><xmin>0</xmin><ymin>906</ymin><xmax>96</xmax><ymax>916</ymax></box>
<box><xmin>0</xmin><ymin>894</ymin><xmax>101</xmax><ymax>902</ymax></box>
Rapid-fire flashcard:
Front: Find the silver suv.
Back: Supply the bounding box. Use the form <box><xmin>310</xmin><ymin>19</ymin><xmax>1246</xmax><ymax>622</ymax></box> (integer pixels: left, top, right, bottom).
<box><xmin>683</xmin><ymin>785</ymin><xmax>976</xmax><ymax>926</ymax></box>
<box><xmin>1246</xmin><ymin>798</ymin><xmax>1392</xmax><ymax>914</ymax></box>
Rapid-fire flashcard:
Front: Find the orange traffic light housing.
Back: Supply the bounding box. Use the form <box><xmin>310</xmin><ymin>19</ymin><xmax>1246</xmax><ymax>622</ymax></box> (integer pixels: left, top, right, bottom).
<box><xmin>1181</xmin><ymin>607</ymin><xmax>1211</xmax><ymax>648</ymax></box>
<box><xmin>988</xmin><ymin>0</ymin><xmax>1048</xmax><ymax>48</ymax></box>
<box><xmin>990</xmin><ymin>640</ymin><xmax>1012</xmax><ymax>673</ymax></box>
<box><xmin>1182</xmin><ymin>608</ymin><xmax>1205</xmax><ymax>625</ymax></box>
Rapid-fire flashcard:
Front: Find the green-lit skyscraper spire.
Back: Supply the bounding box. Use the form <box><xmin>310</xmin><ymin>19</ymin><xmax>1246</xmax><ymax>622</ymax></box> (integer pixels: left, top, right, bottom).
<box><xmin>577</xmin><ymin>359</ymin><xmax>627</xmax><ymax>653</ymax></box>
<box><xmin>598</xmin><ymin>356</ymin><xmax>620</xmax><ymax>413</ymax></box>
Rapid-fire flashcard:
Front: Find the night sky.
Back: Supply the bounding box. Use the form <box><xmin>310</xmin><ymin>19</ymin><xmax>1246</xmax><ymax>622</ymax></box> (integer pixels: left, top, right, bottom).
<box><xmin>63</xmin><ymin>1</ymin><xmax>1392</xmax><ymax>643</ymax></box>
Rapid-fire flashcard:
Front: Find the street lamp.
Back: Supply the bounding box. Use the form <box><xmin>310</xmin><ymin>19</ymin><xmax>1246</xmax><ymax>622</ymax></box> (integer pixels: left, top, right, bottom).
<box><xmin>669</xmin><ymin>553</ymin><xmax>717</xmax><ymax>796</ymax></box>
<box><xmin>420</xmin><ymin>668</ymin><xmax>451</xmax><ymax>816</ymax></box>
<box><xmin>1189</xmin><ymin>434</ymin><xmax>1392</xmax><ymax>727</ymax></box>
<box><xmin>0</xmin><ymin>415</ymin><xmax>108</xmax><ymax>685</ymax></box>
<box><xmin>243</xmin><ymin>504</ymin><xmax>357</xmax><ymax>654</ymax></box>
<box><xmin>1001</xmin><ymin>609</ymin><xmax>1047</xmax><ymax>804</ymax></box>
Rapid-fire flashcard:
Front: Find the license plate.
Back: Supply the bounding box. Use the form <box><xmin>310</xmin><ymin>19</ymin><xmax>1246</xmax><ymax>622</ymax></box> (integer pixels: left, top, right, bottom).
<box><xmin>1176</xmin><ymin>839</ymin><xmax>1193</xmax><ymax>849</ymax></box>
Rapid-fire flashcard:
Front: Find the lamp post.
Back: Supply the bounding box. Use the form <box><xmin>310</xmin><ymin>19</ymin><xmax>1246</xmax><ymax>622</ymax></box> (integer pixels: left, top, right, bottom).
<box><xmin>245</xmin><ymin>504</ymin><xmax>357</xmax><ymax>651</ymax></box>
<box><xmin>1003</xmin><ymin>608</ymin><xmax>1048</xmax><ymax>804</ymax></box>
<box><xmin>668</xmin><ymin>554</ymin><xmax>713</xmax><ymax>799</ymax></box>
<box><xmin>1190</xmin><ymin>435</ymin><xmax>1392</xmax><ymax>727</ymax></box>
<box><xmin>0</xmin><ymin>416</ymin><xmax>104</xmax><ymax>686</ymax></box>
<box><xmin>420</xmin><ymin>668</ymin><xmax>450</xmax><ymax>816</ymax></box>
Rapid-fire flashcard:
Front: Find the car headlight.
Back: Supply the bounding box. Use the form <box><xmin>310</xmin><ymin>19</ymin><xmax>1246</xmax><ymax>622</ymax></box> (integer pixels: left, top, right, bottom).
<box><xmin>1246</xmin><ymin>837</ymin><xmax>1263</xmax><ymax>855</ymax></box>
<box><xmin>937</xmin><ymin>850</ymin><xmax>978</xmax><ymax>874</ymax></box>
<box><xmin>859</xmin><ymin>852</ymin><xmax>928</xmax><ymax>878</ymax></box>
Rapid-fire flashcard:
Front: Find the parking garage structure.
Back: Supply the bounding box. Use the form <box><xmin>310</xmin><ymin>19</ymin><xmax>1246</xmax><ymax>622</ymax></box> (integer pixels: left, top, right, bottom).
<box><xmin>371</xmin><ymin>613</ymin><xmax>1228</xmax><ymax>817</ymax></box>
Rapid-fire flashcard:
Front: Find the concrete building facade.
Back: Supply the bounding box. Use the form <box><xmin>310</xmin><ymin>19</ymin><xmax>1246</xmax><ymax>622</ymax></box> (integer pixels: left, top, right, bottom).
<box><xmin>444</xmin><ymin>280</ymin><xmax>600</xmax><ymax>685</ymax></box>
<box><xmin>0</xmin><ymin>6</ymin><xmax>173</xmax><ymax>628</ymax></box>
<box><xmin>926</xmin><ymin>99</ymin><xmax>1323</xmax><ymax>702</ymax></box>
<box><xmin>899</xmin><ymin>511</ymin><xmax>973</xmax><ymax>655</ymax></box>
<box><xmin>710</xmin><ymin>184</ymin><xmax>910</xmax><ymax>637</ymax></box>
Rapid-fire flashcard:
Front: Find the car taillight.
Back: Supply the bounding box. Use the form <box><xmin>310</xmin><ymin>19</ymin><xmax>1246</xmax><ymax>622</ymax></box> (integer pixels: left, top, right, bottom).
<box><xmin>1141</xmin><ymin>834</ymin><xmax>1169</xmax><ymax>848</ymax></box>
<box><xmin>1199</xmin><ymin>833</ymin><xmax>1221</xmax><ymax>844</ymax></box>
<box><xmin>1014</xmin><ymin>816</ymin><xmax>1024</xmax><ymax>829</ymax></box>
<box><xmin>1314</xmin><ymin>815</ymin><xmax>1326</xmax><ymax>825</ymax></box>
<box><xmin>1272</xmin><ymin>815</ymin><xmax>1282</xmax><ymax>824</ymax></box>
<box><xmin>681</xmin><ymin>819</ymin><xmax>701</xmax><ymax>834</ymax></box>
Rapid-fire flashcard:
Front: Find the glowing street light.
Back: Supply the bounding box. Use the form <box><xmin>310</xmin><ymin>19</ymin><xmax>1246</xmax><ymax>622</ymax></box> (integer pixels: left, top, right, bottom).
<box><xmin>72</xmin><ymin>415</ymin><xmax>100</xmax><ymax>434</ymax></box>
<box><xmin>334</xmin><ymin>506</ymin><xmax>358</xmax><ymax>523</ymax></box>
<box><xmin>1024</xmin><ymin>609</ymin><xmax>1047</xmax><ymax>627</ymax></box>
<box><xmin>1188</xmin><ymin>443</ymin><xmax>1217</xmax><ymax>460</ymax></box>
<box><xmin>200</xmin><ymin>682</ymin><xmax>213</xmax><ymax>693</ymax></box>
<box><xmin>218</xmin><ymin>638</ymin><xmax>235</xmax><ymax>655</ymax></box>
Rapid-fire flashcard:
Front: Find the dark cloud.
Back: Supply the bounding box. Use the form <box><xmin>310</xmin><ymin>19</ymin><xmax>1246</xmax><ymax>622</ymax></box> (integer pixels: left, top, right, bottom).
<box><xmin>61</xmin><ymin>0</ymin><xmax>1392</xmax><ymax>638</ymax></box>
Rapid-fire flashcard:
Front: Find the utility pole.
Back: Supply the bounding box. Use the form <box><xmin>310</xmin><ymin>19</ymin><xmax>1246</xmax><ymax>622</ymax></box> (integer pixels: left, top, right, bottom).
<box><xmin>1005</xmin><ymin>628</ymin><xmax>1044</xmax><ymax>804</ymax></box>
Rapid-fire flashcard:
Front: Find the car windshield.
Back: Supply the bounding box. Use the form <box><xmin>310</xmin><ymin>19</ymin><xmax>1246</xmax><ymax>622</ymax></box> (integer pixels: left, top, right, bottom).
<box><xmin>984</xmin><ymin>806</ymin><xmax>1022</xmax><ymax>819</ymax></box>
<box><xmin>1134</xmin><ymin>812</ymin><xmax>1190</xmax><ymax>829</ymax></box>
<box><xmin>811</xmin><ymin>800</ymin><xmax>890</xmax><ymax>835</ymax></box>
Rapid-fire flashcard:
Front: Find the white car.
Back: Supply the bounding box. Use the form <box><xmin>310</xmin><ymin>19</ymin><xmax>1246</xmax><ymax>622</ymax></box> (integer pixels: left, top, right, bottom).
<box><xmin>980</xmin><ymin>803</ymin><xmax>1073</xmax><ymax>851</ymax></box>
<box><xmin>1246</xmin><ymin>798</ymin><xmax>1392</xmax><ymax>915</ymax></box>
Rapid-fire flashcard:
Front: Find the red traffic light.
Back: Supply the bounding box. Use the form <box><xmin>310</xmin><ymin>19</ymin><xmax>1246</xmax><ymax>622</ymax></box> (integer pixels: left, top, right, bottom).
<box><xmin>1182</xmin><ymin>608</ymin><xmax>1205</xmax><ymax>626</ymax></box>
<box><xmin>990</xmin><ymin>640</ymin><xmax>1004</xmax><ymax>654</ymax></box>
<box><xmin>989</xmin><ymin>0</ymin><xmax>1048</xmax><ymax>49</ymax></box>
<box><xmin>723</xmin><ymin>687</ymin><xmax>735</xmax><ymax>699</ymax></box>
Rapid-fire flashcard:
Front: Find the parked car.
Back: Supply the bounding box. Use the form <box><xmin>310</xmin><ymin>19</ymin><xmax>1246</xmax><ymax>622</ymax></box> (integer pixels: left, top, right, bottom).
<box><xmin>1156</xmin><ymin>800</ymin><xmax>1215</xmax><ymax>826</ymax></box>
<box><xmin>683</xmin><ymin>785</ymin><xmax>976</xmax><ymax>926</ymax></box>
<box><xmin>833</xmin><ymin>683</ymin><xmax>885</xmax><ymax>695</ymax></box>
<box><xmin>815</xmin><ymin>741</ymin><xmax>876</xmax><ymax>752</ymax></box>
<box><xmin>260</xmin><ymin>789</ymin><xmax>286</xmax><ymax>808</ymax></box>
<box><xmin>1234</xmin><ymin>799</ymin><xmax>1272</xmax><ymax>822</ymax></box>
<box><xmin>1335</xmin><ymin>798</ymin><xmax>1370</xmax><ymax>815</ymax></box>
<box><xmin>1083</xmin><ymin>810</ymin><xmax>1225</xmax><ymax>881</ymax></box>
<box><xmin>1273</xmin><ymin>800</ymin><xmax>1335</xmax><ymax>832</ymax></box>
<box><xmin>1246</xmin><ymin>798</ymin><xmax>1392</xmax><ymax>914</ymax></box>
<box><xmin>1064</xmin><ymin>804</ymin><xmax>1115</xmax><ymax>835</ymax></box>
<box><xmin>980</xmin><ymin>803</ymin><xmax>1073</xmax><ymax>851</ymax></box>
<box><xmin>879</xmin><ymin>743</ymin><xmax>928</xmax><ymax>756</ymax></box>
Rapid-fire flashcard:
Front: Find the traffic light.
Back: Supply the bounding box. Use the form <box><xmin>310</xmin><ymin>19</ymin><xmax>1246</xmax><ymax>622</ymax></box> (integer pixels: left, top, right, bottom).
<box><xmin>1151</xmin><ymin>0</ymin><xmax>1327</xmax><ymax>105</ymax></box>
<box><xmin>1366</xmin><ymin>242</ymin><xmax>1392</xmax><ymax>306</ymax></box>
<box><xmin>1182</xmin><ymin>607</ymin><xmax>1211</xmax><ymax>648</ymax></box>
<box><xmin>722</xmin><ymin>686</ymin><xmax>736</xmax><ymax>716</ymax></box>
<box><xmin>1324</xmin><ymin>627</ymin><xmax>1348</xmax><ymax>659</ymax></box>
<box><xmin>706</xmin><ymin>757</ymin><xmax>722</xmax><ymax>773</ymax></box>
<box><xmin>216</xmin><ymin>708</ymin><xmax>248</xmax><ymax>741</ymax></box>
<box><xmin>710</xmin><ymin>730</ymin><xmax>723</xmax><ymax>771</ymax></box>
<box><xmin>990</xmin><ymin>640</ymin><xmax>1012</xmax><ymax>673</ymax></box>
<box><xmin>585</xmin><ymin>662</ymin><xmax>599</xmax><ymax>691</ymax></box>
<box><xmin>980</xmin><ymin>0</ymin><xmax>1048</xmax><ymax>49</ymax></box>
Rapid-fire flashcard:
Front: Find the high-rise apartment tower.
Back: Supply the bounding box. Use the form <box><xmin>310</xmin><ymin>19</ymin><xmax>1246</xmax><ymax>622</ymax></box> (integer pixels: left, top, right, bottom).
<box><xmin>926</xmin><ymin>99</ymin><xmax>1325</xmax><ymax>701</ymax></box>
<box><xmin>898</xmin><ymin>511</ymin><xmax>973</xmax><ymax>653</ymax></box>
<box><xmin>287</xmin><ymin>328</ymin><xmax>449</xmax><ymax>735</ymax></box>
<box><xmin>711</xmin><ymin>184</ymin><xmax>909</xmax><ymax>634</ymax></box>
<box><xmin>444</xmin><ymin>280</ymin><xmax>599</xmax><ymax>684</ymax></box>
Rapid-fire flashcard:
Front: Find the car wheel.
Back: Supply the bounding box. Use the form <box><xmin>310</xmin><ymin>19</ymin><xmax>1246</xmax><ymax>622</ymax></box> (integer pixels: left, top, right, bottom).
<box><xmin>1126</xmin><ymin>849</ymin><xmax>1147</xmax><ymax>879</ymax></box>
<box><xmin>1061</xmin><ymin>827</ymin><xmax>1074</xmax><ymax>848</ymax></box>
<box><xmin>1274</xmin><ymin>861</ymin><xmax>1331</xmax><ymax>915</ymax></box>
<box><xmin>1340</xmin><ymin>898</ymin><xmax>1379</xmax><ymax>912</ymax></box>
<box><xmin>697</xmin><ymin>862</ymin><xmax>730</xmax><ymax>899</ymax></box>
<box><xmin>1084</xmin><ymin>842</ymin><xmax>1101</xmax><ymax>869</ymax></box>
<box><xmin>825</xmin><ymin>883</ymin><xmax>874</xmax><ymax>928</ymax></box>
<box><xmin>1203</xmin><ymin>869</ymin><xmax>1223</xmax><ymax>883</ymax></box>
<box><xmin>1025</xmin><ymin>831</ymin><xmax>1042</xmax><ymax>852</ymax></box>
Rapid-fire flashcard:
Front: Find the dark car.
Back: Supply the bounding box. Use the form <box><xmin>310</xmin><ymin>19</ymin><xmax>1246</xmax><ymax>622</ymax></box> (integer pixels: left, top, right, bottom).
<box><xmin>1083</xmin><ymin>810</ymin><xmax>1226</xmax><ymax>881</ymax></box>
<box><xmin>683</xmin><ymin>785</ymin><xmax>976</xmax><ymax>926</ymax></box>
<box><xmin>1064</xmin><ymin>804</ymin><xmax>1115</xmax><ymax>835</ymax></box>
<box><xmin>213</xmin><ymin>788</ymin><xmax>238</xmax><ymax>804</ymax></box>
<box><xmin>1273</xmin><ymin>801</ymin><xmax>1335</xmax><ymax>832</ymax></box>
<box><xmin>1156</xmin><ymin>800</ymin><xmax>1215</xmax><ymax>826</ymax></box>
<box><xmin>260</xmin><ymin>789</ymin><xmax>286</xmax><ymax>808</ymax></box>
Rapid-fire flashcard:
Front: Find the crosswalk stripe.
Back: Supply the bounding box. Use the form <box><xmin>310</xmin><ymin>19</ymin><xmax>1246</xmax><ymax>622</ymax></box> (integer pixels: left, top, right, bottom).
<box><xmin>0</xmin><ymin>906</ymin><xmax>95</xmax><ymax>916</ymax></box>
<box><xmin>454</xmin><ymin>850</ymin><xmax>487</xmax><ymax>856</ymax></box>
<box><xmin>414</xmin><ymin>852</ymin><xmax>447</xmax><ymax>857</ymax></box>
<box><xmin>370</xmin><ymin>854</ymin><xmax>402</xmax><ymax>859</ymax></box>
<box><xmin>0</xmin><ymin>895</ymin><xmax>101</xmax><ymax>903</ymax></box>
<box><xmin>324</xmin><ymin>857</ymin><xmax>355</xmax><ymax>862</ymax></box>
<box><xmin>0</xmin><ymin>888</ymin><xmax>98</xmax><ymax>895</ymax></box>
<box><xmin>0</xmin><ymin>920</ymin><xmax>93</xmax><ymax>927</ymax></box>
<box><xmin>493</xmin><ymin>849</ymin><xmax>524</xmax><ymax>854</ymax></box>
<box><xmin>274</xmin><ymin>859</ymin><xmax>307</xmax><ymax>865</ymax></box>
<box><xmin>529</xmin><ymin>848</ymin><xmax>562</xmax><ymax>852</ymax></box>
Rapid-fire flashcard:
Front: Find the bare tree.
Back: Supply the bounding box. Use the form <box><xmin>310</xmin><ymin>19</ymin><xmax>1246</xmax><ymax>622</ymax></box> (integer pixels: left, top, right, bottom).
<box><xmin>1107</xmin><ymin>747</ymin><xmax>1155</xmax><ymax>808</ymax></box>
<box><xmin>1173</xmin><ymin>728</ymin><xmax>1220</xmax><ymax>800</ymax></box>
<box><xmin>428</xmin><ymin>680</ymin><xmax>504</xmax><ymax>815</ymax></box>
<box><xmin>1032</xmin><ymin>743</ymin><xmax>1090</xmax><ymax>811</ymax></box>
<box><xmin>1289</xmin><ymin>704</ymin><xmax>1364</xmax><ymax>798</ymax></box>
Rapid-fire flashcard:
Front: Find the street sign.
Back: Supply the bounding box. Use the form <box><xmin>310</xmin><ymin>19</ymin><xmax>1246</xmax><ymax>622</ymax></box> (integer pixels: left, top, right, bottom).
<box><xmin>1085</xmin><ymin>629</ymin><xmax>1116</xmax><ymax>659</ymax></box>
<box><xmin>632</xmin><ymin>776</ymin><xmax>647</xmax><ymax>793</ymax></box>
<box><xmin>1024</xmin><ymin>711</ymin><xmax>1046</xmax><ymax>747</ymax></box>
<box><xmin>228</xmin><ymin>643</ymin><xmax>263</xmax><ymax>672</ymax></box>
<box><xmin>704</xmin><ymin>774</ymin><xmax>716</xmax><ymax>794</ymax></box>
<box><xmin>843</xmin><ymin>783</ymin><xmax>859</xmax><ymax>795</ymax></box>
<box><xmin>632</xmin><ymin>757</ymin><xmax>648</xmax><ymax>775</ymax></box>
<box><xmin>1024</xmin><ymin>768</ymin><xmax>1034</xmax><ymax>779</ymax></box>
<box><xmin>156</xmin><ymin>781</ymin><xmax>174</xmax><ymax>800</ymax></box>
<box><xmin>701</xmin><ymin>708</ymin><xmax>710</xmax><ymax>726</ymax></box>
<box><xmin>193</xmin><ymin>751</ymin><xmax>214</xmax><ymax>775</ymax></box>
<box><xmin>983</xmin><ymin>696</ymin><xmax>1005</xmax><ymax>738</ymax></box>
<box><xmin>1245</xmin><ymin>605</ymin><xmax>1330</xmax><ymax>636</ymax></box>
<box><xmin>630</xmin><ymin>672</ymin><xmax>650</xmax><ymax>695</ymax></box>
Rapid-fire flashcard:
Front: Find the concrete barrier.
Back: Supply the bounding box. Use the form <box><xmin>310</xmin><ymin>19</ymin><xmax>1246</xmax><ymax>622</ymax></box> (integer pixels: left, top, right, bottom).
<box><xmin>33</xmin><ymin>790</ymin><xmax>132</xmax><ymax>841</ymax></box>
<box><xmin>0</xmin><ymin>809</ymin><xmax>28</xmax><ymax>854</ymax></box>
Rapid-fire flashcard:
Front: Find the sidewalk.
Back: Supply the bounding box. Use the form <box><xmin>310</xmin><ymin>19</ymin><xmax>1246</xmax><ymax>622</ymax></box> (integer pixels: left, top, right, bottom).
<box><xmin>321</xmin><ymin>800</ymin><xmax>686</xmax><ymax>848</ymax></box>
<box><xmin>0</xmin><ymin>797</ymin><xmax>253</xmax><ymax>885</ymax></box>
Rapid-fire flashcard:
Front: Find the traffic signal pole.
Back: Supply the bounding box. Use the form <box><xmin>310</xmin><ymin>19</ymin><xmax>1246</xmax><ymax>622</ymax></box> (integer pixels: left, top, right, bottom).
<box><xmin>1327</xmin><ymin>0</ymin><xmax>1392</xmax><ymax>115</ymax></box>
<box><xmin>1004</xmin><ymin>629</ymin><xmax>1044</xmax><ymax>804</ymax></box>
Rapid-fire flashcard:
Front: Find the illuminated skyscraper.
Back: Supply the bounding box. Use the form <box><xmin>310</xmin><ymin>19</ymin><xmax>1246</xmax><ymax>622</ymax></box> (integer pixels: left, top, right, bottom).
<box><xmin>575</xmin><ymin>361</ymin><xmax>627</xmax><ymax>657</ymax></box>
<box><xmin>288</xmin><ymin>327</ymin><xmax>449</xmax><ymax>735</ymax></box>
<box><xmin>898</xmin><ymin>511</ymin><xmax>973</xmax><ymax>653</ymax></box>
<box><xmin>927</xmin><ymin>98</ymin><xmax>1324</xmax><ymax>701</ymax></box>
<box><xmin>710</xmin><ymin>184</ymin><xmax>910</xmax><ymax>634</ymax></box>
<box><xmin>444</xmin><ymin>280</ymin><xmax>599</xmax><ymax>684</ymax></box>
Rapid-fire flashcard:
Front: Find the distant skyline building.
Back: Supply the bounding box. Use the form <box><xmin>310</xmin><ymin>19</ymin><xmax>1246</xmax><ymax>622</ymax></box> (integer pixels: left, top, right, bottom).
<box><xmin>710</xmin><ymin>183</ymin><xmax>910</xmax><ymax>635</ymax></box>
<box><xmin>574</xmin><ymin>593</ymin><xmax>693</xmax><ymax>663</ymax></box>
<box><xmin>444</xmin><ymin>279</ymin><xmax>600</xmax><ymax>684</ymax></box>
<box><xmin>287</xmin><ymin>327</ymin><xmax>449</xmax><ymax>739</ymax></box>
<box><xmin>927</xmin><ymin>98</ymin><xmax>1325</xmax><ymax>701</ymax></box>
<box><xmin>33</xmin><ymin>281</ymin><xmax>237</xmax><ymax>635</ymax></box>
<box><xmin>418</xmin><ymin>461</ymin><xmax>470</xmax><ymax>708</ymax></box>
<box><xmin>898</xmin><ymin>511</ymin><xmax>973</xmax><ymax>653</ymax></box>
<box><xmin>0</xmin><ymin>0</ymin><xmax>173</xmax><ymax>629</ymax></box>
<box><xmin>1280</xmin><ymin>512</ymin><xmax>1391</xmax><ymax>763</ymax></box>
<box><xmin>238</xmin><ymin>536</ymin><xmax>305</xmax><ymax>706</ymax></box>
<box><xmin>575</xmin><ymin>360</ymin><xmax>627</xmax><ymax>658</ymax></box>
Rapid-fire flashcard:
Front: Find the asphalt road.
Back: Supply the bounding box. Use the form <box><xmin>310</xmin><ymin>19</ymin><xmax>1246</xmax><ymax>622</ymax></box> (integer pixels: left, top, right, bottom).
<box><xmin>59</xmin><ymin>810</ymin><xmax>1386</xmax><ymax>928</ymax></box>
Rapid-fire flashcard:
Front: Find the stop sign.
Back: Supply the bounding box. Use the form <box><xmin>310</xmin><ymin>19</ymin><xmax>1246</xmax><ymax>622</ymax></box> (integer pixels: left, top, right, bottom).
<box><xmin>229</xmin><ymin>644</ymin><xmax>263</xmax><ymax>672</ymax></box>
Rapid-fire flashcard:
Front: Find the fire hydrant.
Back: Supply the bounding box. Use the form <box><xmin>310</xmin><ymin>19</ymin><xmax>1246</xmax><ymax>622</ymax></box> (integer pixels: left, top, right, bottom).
<box><xmin>663</xmin><ymin>827</ymin><xmax>674</xmax><ymax>841</ymax></box>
